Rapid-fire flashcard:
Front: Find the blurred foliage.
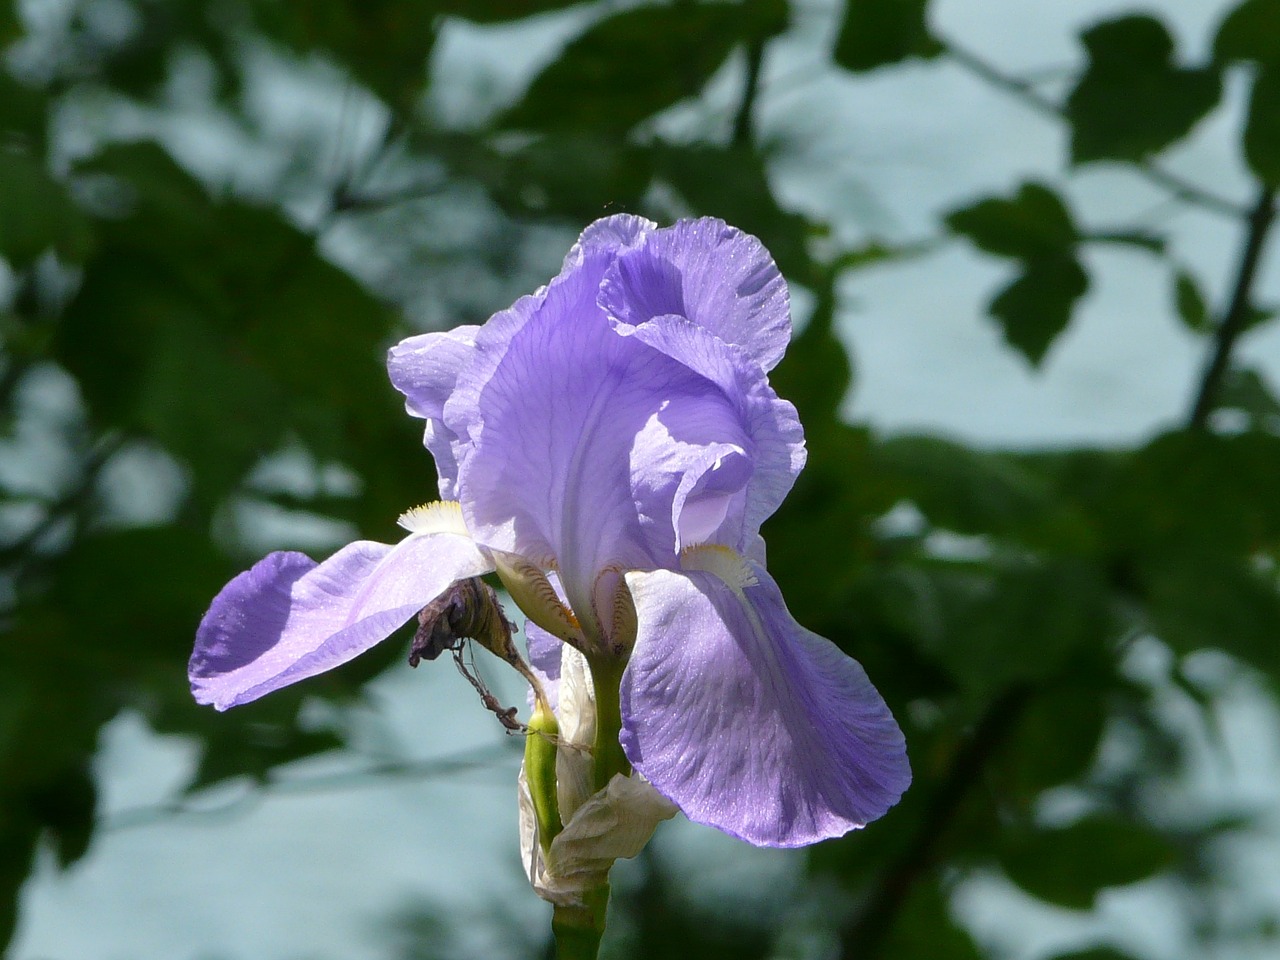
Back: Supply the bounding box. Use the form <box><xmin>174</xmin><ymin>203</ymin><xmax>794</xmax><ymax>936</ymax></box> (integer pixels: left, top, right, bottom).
<box><xmin>1064</xmin><ymin>15</ymin><xmax>1221</xmax><ymax>163</ymax></box>
<box><xmin>2</xmin><ymin>0</ymin><xmax>1280</xmax><ymax>958</ymax></box>
<box><xmin>946</xmin><ymin>181</ymin><xmax>1088</xmax><ymax>365</ymax></box>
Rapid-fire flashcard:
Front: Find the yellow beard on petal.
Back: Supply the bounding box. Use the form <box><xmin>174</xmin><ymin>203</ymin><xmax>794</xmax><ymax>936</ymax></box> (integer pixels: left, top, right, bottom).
<box><xmin>397</xmin><ymin>500</ymin><xmax>470</xmax><ymax>537</ymax></box>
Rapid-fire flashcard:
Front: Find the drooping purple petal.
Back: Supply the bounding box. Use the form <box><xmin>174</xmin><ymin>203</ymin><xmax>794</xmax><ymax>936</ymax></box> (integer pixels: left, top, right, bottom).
<box><xmin>600</xmin><ymin>218</ymin><xmax>791</xmax><ymax>372</ymax></box>
<box><xmin>190</xmin><ymin>533</ymin><xmax>492</xmax><ymax>710</ymax></box>
<box><xmin>387</xmin><ymin>326</ymin><xmax>480</xmax><ymax>499</ymax></box>
<box><xmin>620</xmin><ymin>314</ymin><xmax>805</xmax><ymax>552</ymax></box>
<box><xmin>620</xmin><ymin>559</ymin><xmax>910</xmax><ymax>847</ymax></box>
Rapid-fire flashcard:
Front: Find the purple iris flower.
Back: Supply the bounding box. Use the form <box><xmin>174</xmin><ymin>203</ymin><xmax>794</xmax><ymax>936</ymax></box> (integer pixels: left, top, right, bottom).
<box><xmin>190</xmin><ymin>215</ymin><xmax>910</xmax><ymax>847</ymax></box>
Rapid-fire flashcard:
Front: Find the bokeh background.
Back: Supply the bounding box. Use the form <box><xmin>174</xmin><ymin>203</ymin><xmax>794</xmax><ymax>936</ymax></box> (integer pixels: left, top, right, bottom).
<box><xmin>3</xmin><ymin>0</ymin><xmax>1279</xmax><ymax>958</ymax></box>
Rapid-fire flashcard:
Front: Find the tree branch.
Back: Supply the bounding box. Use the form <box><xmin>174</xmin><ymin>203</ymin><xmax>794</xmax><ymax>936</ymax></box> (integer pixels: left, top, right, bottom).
<box><xmin>0</xmin><ymin>433</ymin><xmax>124</xmax><ymax>572</ymax></box>
<box><xmin>944</xmin><ymin>39</ymin><xmax>1244</xmax><ymax>220</ymax></box>
<box><xmin>1187</xmin><ymin>186</ymin><xmax>1278</xmax><ymax>430</ymax></box>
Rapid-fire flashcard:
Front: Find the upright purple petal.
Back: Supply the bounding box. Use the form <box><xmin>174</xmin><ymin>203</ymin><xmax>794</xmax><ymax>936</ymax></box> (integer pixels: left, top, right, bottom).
<box><xmin>600</xmin><ymin>218</ymin><xmax>791</xmax><ymax>372</ymax></box>
<box><xmin>387</xmin><ymin>326</ymin><xmax>480</xmax><ymax>499</ymax></box>
<box><xmin>620</xmin><ymin>557</ymin><xmax>910</xmax><ymax>847</ymax></box>
<box><xmin>564</xmin><ymin>214</ymin><xmax>655</xmax><ymax>267</ymax></box>
<box><xmin>190</xmin><ymin>533</ymin><xmax>492</xmax><ymax>710</ymax></box>
<box><xmin>448</xmin><ymin>245</ymin><xmax>748</xmax><ymax>616</ymax></box>
<box><xmin>620</xmin><ymin>314</ymin><xmax>805</xmax><ymax>551</ymax></box>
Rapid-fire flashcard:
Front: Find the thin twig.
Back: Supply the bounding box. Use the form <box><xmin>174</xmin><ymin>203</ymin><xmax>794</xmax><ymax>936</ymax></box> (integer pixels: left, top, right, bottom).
<box><xmin>732</xmin><ymin>37</ymin><xmax>766</xmax><ymax>147</ymax></box>
<box><xmin>331</xmin><ymin>180</ymin><xmax>448</xmax><ymax>214</ymax></box>
<box><xmin>1187</xmin><ymin>187</ymin><xmax>1278</xmax><ymax>429</ymax></box>
<box><xmin>100</xmin><ymin>742</ymin><xmax>519</xmax><ymax>832</ymax></box>
<box><xmin>0</xmin><ymin>433</ymin><xmax>125</xmax><ymax>570</ymax></box>
<box><xmin>838</xmin><ymin>688</ymin><xmax>1029</xmax><ymax>959</ymax></box>
<box><xmin>944</xmin><ymin>39</ymin><xmax>1244</xmax><ymax>220</ymax></box>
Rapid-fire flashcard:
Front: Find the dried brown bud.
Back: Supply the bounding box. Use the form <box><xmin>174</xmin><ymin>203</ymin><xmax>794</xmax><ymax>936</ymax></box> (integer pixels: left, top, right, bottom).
<box><xmin>410</xmin><ymin>577</ymin><xmax>516</xmax><ymax>666</ymax></box>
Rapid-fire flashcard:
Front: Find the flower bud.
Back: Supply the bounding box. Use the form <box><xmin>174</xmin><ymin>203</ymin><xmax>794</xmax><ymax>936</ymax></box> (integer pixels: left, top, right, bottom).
<box><xmin>592</xmin><ymin>566</ymin><xmax>638</xmax><ymax>658</ymax></box>
<box><xmin>525</xmin><ymin>700</ymin><xmax>563</xmax><ymax>854</ymax></box>
<box><xmin>491</xmin><ymin>550</ymin><xmax>586</xmax><ymax>647</ymax></box>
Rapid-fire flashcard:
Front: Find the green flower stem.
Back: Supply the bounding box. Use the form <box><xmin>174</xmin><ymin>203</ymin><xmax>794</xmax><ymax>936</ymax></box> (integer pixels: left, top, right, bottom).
<box><xmin>550</xmin><ymin>654</ymin><xmax>630</xmax><ymax>959</ymax></box>
<box><xmin>552</xmin><ymin>883</ymin><xmax>610</xmax><ymax>960</ymax></box>
<box><xmin>586</xmin><ymin>655</ymin><xmax>630</xmax><ymax>792</ymax></box>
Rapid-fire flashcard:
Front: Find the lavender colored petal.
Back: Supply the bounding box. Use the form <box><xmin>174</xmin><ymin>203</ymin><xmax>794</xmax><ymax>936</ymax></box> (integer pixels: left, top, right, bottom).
<box><xmin>621</xmin><ymin>563</ymin><xmax>910</xmax><ymax>847</ymax></box>
<box><xmin>190</xmin><ymin>533</ymin><xmax>492</xmax><ymax>710</ymax></box>
<box><xmin>628</xmin><ymin>406</ymin><xmax>752</xmax><ymax>556</ymax></box>
<box><xmin>525</xmin><ymin>619</ymin><xmax>563</xmax><ymax>714</ymax></box>
<box><xmin>563</xmin><ymin>214</ymin><xmax>655</xmax><ymax>268</ymax></box>
<box><xmin>449</xmin><ymin>245</ymin><xmax>742</xmax><ymax>611</ymax></box>
<box><xmin>387</xmin><ymin>326</ymin><xmax>480</xmax><ymax>499</ymax></box>
<box><xmin>600</xmin><ymin>217</ymin><xmax>791</xmax><ymax>371</ymax></box>
<box><xmin>622</xmin><ymin>314</ymin><xmax>805</xmax><ymax>551</ymax></box>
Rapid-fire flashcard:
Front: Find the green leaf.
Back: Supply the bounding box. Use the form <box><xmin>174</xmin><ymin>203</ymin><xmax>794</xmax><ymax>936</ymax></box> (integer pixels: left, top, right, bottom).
<box><xmin>1174</xmin><ymin>269</ymin><xmax>1211</xmax><ymax>332</ymax></box>
<box><xmin>194</xmin><ymin>722</ymin><xmax>346</xmax><ymax>790</ymax></box>
<box><xmin>55</xmin><ymin>141</ymin><xmax>394</xmax><ymax>507</ymax></box>
<box><xmin>55</xmin><ymin>250</ymin><xmax>287</xmax><ymax>500</ymax></box>
<box><xmin>0</xmin><ymin>829</ymin><xmax>30</xmax><ymax>949</ymax></box>
<box><xmin>36</xmin><ymin>764</ymin><xmax>97</xmax><ymax>869</ymax></box>
<box><xmin>1108</xmin><ymin>431</ymin><xmax>1280</xmax><ymax>558</ymax></box>
<box><xmin>1214</xmin><ymin>0</ymin><xmax>1280</xmax><ymax>66</ymax></box>
<box><xmin>77</xmin><ymin>140</ymin><xmax>210</xmax><ymax>222</ymax></box>
<box><xmin>998</xmin><ymin>678</ymin><xmax>1107</xmax><ymax>798</ymax></box>
<box><xmin>1245</xmin><ymin>302</ymin><xmax>1279</xmax><ymax>330</ymax></box>
<box><xmin>873</xmin><ymin>436</ymin><xmax>1056</xmax><ymax>540</ymax></box>
<box><xmin>1045</xmin><ymin>949</ymin><xmax>1143</xmax><ymax>960</ymax></box>
<box><xmin>0</xmin><ymin>72</ymin><xmax>45</xmax><ymax>144</ymax></box>
<box><xmin>1066</xmin><ymin>15</ymin><xmax>1222</xmax><ymax>163</ymax></box>
<box><xmin>1142</xmin><ymin>553</ymin><xmax>1280</xmax><ymax>680</ymax></box>
<box><xmin>946</xmin><ymin>183</ymin><xmax>1078</xmax><ymax>259</ymax></box>
<box><xmin>251</xmin><ymin>0</ymin><xmax>439</xmax><ymax>109</ymax></box>
<box><xmin>947</xmin><ymin>183</ymin><xmax>1090</xmax><ymax>365</ymax></box>
<box><xmin>439</xmin><ymin>0</ymin><xmax>593</xmax><ymax>23</ymax></box>
<box><xmin>883</xmin><ymin>559</ymin><xmax>1110</xmax><ymax>702</ymax></box>
<box><xmin>770</xmin><ymin>271</ymin><xmax>849</xmax><ymax>425</ymax></box>
<box><xmin>1243</xmin><ymin>62</ymin><xmax>1280</xmax><ymax>187</ymax></box>
<box><xmin>0</xmin><ymin>0</ymin><xmax>17</xmax><ymax>44</ymax></box>
<box><xmin>429</xmin><ymin>131</ymin><xmax>654</xmax><ymax>221</ymax></box>
<box><xmin>1215</xmin><ymin>366</ymin><xmax>1280</xmax><ymax>427</ymax></box>
<box><xmin>51</xmin><ymin>528</ymin><xmax>234</xmax><ymax>661</ymax></box>
<box><xmin>499</xmin><ymin>3</ymin><xmax>755</xmax><ymax>135</ymax></box>
<box><xmin>833</xmin><ymin>0</ymin><xmax>942</xmax><ymax>72</ymax></box>
<box><xmin>877</xmin><ymin>880</ymin><xmax>982</xmax><ymax>960</ymax></box>
<box><xmin>0</xmin><ymin>150</ymin><xmax>94</xmax><ymax>265</ymax></box>
<box><xmin>989</xmin><ymin>255</ymin><xmax>1089</xmax><ymax>366</ymax></box>
<box><xmin>999</xmin><ymin>816</ymin><xmax>1177</xmax><ymax>909</ymax></box>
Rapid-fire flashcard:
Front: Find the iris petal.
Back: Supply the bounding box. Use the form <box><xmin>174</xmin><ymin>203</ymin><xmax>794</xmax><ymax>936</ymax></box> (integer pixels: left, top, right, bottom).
<box><xmin>620</xmin><ymin>559</ymin><xmax>910</xmax><ymax>847</ymax></box>
<box><xmin>600</xmin><ymin>217</ymin><xmax>791</xmax><ymax>372</ymax></box>
<box><xmin>449</xmin><ymin>243</ymin><xmax>747</xmax><ymax>619</ymax></box>
<box><xmin>387</xmin><ymin>326</ymin><xmax>481</xmax><ymax>499</ymax></box>
<box><xmin>190</xmin><ymin>533</ymin><xmax>492</xmax><ymax>709</ymax></box>
<box><xmin>564</xmin><ymin>213</ymin><xmax>655</xmax><ymax>266</ymax></box>
<box><xmin>524</xmin><ymin>619</ymin><xmax>563</xmax><ymax>714</ymax></box>
<box><xmin>619</xmin><ymin>314</ymin><xmax>805</xmax><ymax>551</ymax></box>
